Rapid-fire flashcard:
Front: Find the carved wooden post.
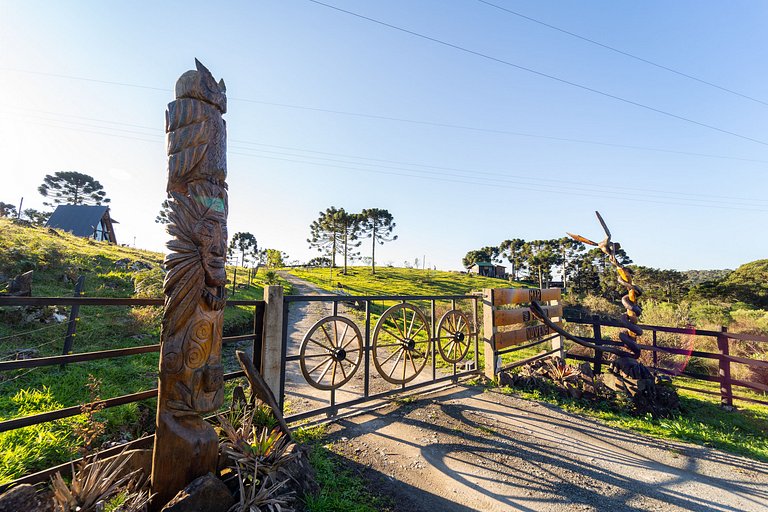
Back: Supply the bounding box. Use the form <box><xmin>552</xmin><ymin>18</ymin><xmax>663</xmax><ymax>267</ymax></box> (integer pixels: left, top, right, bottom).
<box><xmin>151</xmin><ymin>59</ymin><xmax>228</xmax><ymax>508</ymax></box>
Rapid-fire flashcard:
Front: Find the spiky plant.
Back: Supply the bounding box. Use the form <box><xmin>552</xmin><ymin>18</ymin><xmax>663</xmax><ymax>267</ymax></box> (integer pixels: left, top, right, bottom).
<box><xmin>545</xmin><ymin>358</ymin><xmax>581</xmax><ymax>384</ymax></box>
<box><xmin>50</xmin><ymin>448</ymin><xmax>152</xmax><ymax>512</ymax></box>
<box><xmin>216</xmin><ymin>405</ymin><xmax>298</xmax><ymax>512</ymax></box>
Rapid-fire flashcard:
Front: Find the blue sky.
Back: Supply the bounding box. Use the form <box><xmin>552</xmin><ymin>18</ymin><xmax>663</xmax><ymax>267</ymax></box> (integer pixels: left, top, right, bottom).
<box><xmin>1</xmin><ymin>1</ymin><xmax>766</xmax><ymax>271</ymax></box>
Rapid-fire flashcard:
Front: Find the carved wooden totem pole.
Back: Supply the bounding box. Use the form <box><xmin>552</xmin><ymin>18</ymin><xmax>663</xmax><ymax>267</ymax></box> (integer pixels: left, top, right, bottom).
<box><xmin>151</xmin><ymin>59</ymin><xmax>228</xmax><ymax>507</ymax></box>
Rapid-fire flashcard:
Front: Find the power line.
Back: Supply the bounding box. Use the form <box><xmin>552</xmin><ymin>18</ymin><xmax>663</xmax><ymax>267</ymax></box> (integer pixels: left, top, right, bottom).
<box><xmin>476</xmin><ymin>0</ymin><xmax>768</xmax><ymax>108</ymax></box>
<box><xmin>230</xmin><ymin>150</ymin><xmax>768</xmax><ymax>213</ymax></box>
<box><xmin>2</xmin><ymin>72</ymin><xmax>767</xmax><ymax>164</ymax></box>
<box><xmin>4</xmin><ymin>109</ymin><xmax>767</xmax><ymax>208</ymax></box>
<box><xmin>306</xmin><ymin>0</ymin><xmax>768</xmax><ymax>147</ymax></box>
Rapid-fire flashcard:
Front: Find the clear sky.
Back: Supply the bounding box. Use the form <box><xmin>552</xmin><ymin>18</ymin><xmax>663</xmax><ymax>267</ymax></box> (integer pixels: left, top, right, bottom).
<box><xmin>1</xmin><ymin>1</ymin><xmax>766</xmax><ymax>272</ymax></box>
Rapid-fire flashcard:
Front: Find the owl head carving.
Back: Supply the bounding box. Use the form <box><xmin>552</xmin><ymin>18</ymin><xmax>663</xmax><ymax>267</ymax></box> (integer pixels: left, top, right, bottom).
<box><xmin>175</xmin><ymin>59</ymin><xmax>227</xmax><ymax>113</ymax></box>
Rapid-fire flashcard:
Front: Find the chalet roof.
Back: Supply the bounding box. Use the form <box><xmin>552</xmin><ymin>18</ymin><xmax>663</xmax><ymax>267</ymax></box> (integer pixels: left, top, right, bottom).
<box><xmin>45</xmin><ymin>205</ymin><xmax>116</xmax><ymax>237</ymax></box>
<box><xmin>472</xmin><ymin>261</ymin><xmax>504</xmax><ymax>267</ymax></box>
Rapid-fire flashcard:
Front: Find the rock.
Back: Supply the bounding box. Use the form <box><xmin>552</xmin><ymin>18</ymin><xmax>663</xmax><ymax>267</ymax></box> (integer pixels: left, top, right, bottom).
<box><xmin>281</xmin><ymin>443</ymin><xmax>320</xmax><ymax>499</ymax></box>
<box><xmin>0</xmin><ymin>484</ymin><xmax>47</xmax><ymax>512</ymax></box>
<box><xmin>11</xmin><ymin>348</ymin><xmax>39</xmax><ymax>360</ymax></box>
<box><xmin>161</xmin><ymin>473</ymin><xmax>235</xmax><ymax>512</ymax></box>
<box><xmin>115</xmin><ymin>258</ymin><xmax>132</xmax><ymax>269</ymax></box>
<box><xmin>130</xmin><ymin>261</ymin><xmax>153</xmax><ymax>271</ymax></box>
<box><xmin>0</xmin><ymin>270</ymin><xmax>33</xmax><ymax>297</ymax></box>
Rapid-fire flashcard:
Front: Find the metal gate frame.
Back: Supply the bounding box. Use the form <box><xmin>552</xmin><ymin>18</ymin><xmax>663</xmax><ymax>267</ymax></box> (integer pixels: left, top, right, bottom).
<box><xmin>278</xmin><ymin>293</ymin><xmax>481</xmax><ymax>423</ymax></box>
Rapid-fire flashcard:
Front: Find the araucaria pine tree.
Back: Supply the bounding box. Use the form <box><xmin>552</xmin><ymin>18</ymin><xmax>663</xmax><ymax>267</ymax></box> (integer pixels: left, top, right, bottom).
<box><xmin>359</xmin><ymin>208</ymin><xmax>397</xmax><ymax>274</ymax></box>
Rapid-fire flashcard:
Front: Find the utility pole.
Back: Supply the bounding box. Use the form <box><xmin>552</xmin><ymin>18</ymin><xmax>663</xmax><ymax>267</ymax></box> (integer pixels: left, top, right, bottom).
<box><xmin>17</xmin><ymin>197</ymin><xmax>23</xmax><ymax>219</ymax></box>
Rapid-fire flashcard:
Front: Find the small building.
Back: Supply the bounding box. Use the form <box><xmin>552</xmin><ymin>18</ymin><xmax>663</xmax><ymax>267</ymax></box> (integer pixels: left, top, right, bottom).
<box><xmin>45</xmin><ymin>205</ymin><xmax>118</xmax><ymax>244</ymax></box>
<box><xmin>468</xmin><ymin>261</ymin><xmax>507</xmax><ymax>279</ymax></box>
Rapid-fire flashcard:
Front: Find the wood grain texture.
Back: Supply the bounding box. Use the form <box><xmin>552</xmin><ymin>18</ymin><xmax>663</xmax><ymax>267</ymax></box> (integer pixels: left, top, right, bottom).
<box><xmin>151</xmin><ymin>59</ymin><xmax>229</xmax><ymax>510</ymax></box>
<box><xmin>492</xmin><ymin>288</ymin><xmax>561</xmax><ymax>306</ymax></box>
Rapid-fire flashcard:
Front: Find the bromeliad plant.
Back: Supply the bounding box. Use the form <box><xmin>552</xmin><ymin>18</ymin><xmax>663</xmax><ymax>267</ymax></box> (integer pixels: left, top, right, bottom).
<box><xmin>215</xmin><ymin>402</ymin><xmax>298</xmax><ymax>512</ymax></box>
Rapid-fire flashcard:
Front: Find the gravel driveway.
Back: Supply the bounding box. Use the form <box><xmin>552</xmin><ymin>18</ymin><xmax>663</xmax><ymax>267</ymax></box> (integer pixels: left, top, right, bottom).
<box><xmin>325</xmin><ymin>385</ymin><xmax>768</xmax><ymax>512</ymax></box>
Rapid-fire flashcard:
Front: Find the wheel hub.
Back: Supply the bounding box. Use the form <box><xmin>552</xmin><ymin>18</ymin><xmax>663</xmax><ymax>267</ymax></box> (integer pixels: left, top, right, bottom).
<box><xmin>454</xmin><ymin>332</ymin><xmax>465</xmax><ymax>342</ymax></box>
<box><xmin>332</xmin><ymin>347</ymin><xmax>347</xmax><ymax>361</ymax></box>
<box><xmin>402</xmin><ymin>338</ymin><xmax>416</xmax><ymax>350</ymax></box>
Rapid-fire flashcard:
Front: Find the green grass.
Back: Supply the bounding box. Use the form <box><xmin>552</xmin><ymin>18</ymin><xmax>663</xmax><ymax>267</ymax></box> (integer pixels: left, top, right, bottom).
<box><xmin>295</xmin><ymin>424</ymin><xmax>391</xmax><ymax>512</ymax></box>
<box><xmin>0</xmin><ymin>219</ymin><xmax>291</xmax><ymax>483</ymax></box>
<box><xmin>498</xmin><ymin>375</ymin><xmax>768</xmax><ymax>461</ymax></box>
<box><xmin>289</xmin><ymin>265</ymin><xmax>524</xmax><ymax>296</ymax></box>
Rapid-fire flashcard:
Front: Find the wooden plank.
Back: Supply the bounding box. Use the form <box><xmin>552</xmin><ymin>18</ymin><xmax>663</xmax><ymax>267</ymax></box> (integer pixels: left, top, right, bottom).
<box><xmin>493</xmin><ymin>304</ymin><xmax>562</xmax><ymax>328</ymax></box>
<box><xmin>495</xmin><ymin>323</ymin><xmax>560</xmax><ymax>350</ymax></box>
<box><xmin>492</xmin><ymin>288</ymin><xmax>560</xmax><ymax>306</ymax></box>
<box><xmin>731</xmin><ymin>378</ymin><xmax>768</xmax><ymax>393</ymax></box>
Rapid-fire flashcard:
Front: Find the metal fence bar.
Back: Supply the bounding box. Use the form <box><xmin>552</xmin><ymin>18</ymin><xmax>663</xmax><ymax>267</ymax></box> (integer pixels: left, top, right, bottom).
<box><xmin>0</xmin><ymin>371</ymin><xmax>244</xmax><ymax>433</ymax></box>
<box><xmin>0</xmin><ymin>297</ymin><xmax>263</xmax><ymax>307</ymax></box>
<box><xmin>284</xmin><ymin>294</ymin><xmax>478</xmax><ymax>303</ymax></box>
<box><xmin>285</xmin><ymin>370</ymin><xmax>478</xmax><ymax>424</ymax></box>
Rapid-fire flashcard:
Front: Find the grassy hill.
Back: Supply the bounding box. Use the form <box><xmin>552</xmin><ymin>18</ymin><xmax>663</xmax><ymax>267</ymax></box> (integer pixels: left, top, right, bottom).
<box><xmin>0</xmin><ymin>218</ymin><xmax>290</xmax><ymax>483</ymax></box>
<box><xmin>288</xmin><ymin>265</ymin><xmax>525</xmax><ymax>296</ymax></box>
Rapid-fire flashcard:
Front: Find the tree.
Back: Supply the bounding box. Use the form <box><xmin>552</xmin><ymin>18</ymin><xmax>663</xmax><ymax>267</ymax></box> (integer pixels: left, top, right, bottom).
<box><xmin>22</xmin><ymin>208</ymin><xmax>51</xmax><ymax>226</ymax></box>
<box><xmin>524</xmin><ymin>240</ymin><xmax>561</xmax><ymax>288</ymax></box>
<box><xmin>335</xmin><ymin>209</ymin><xmax>361</xmax><ymax>275</ymax></box>
<box><xmin>499</xmin><ymin>239</ymin><xmax>525</xmax><ymax>280</ymax></box>
<box><xmin>359</xmin><ymin>208</ymin><xmax>397</xmax><ymax>274</ymax></box>
<box><xmin>38</xmin><ymin>171</ymin><xmax>110</xmax><ymax>206</ymax></box>
<box><xmin>228</xmin><ymin>232</ymin><xmax>259</xmax><ymax>268</ymax></box>
<box><xmin>155</xmin><ymin>199</ymin><xmax>171</xmax><ymax>224</ymax></box>
<box><xmin>308</xmin><ymin>207</ymin><xmax>342</xmax><ymax>268</ymax></box>
<box><xmin>265</xmin><ymin>249</ymin><xmax>286</xmax><ymax>268</ymax></box>
<box><xmin>0</xmin><ymin>202</ymin><xmax>17</xmax><ymax>217</ymax></box>
<box><xmin>462</xmin><ymin>246</ymin><xmax>499</xmax><ymax>269</ymax></box>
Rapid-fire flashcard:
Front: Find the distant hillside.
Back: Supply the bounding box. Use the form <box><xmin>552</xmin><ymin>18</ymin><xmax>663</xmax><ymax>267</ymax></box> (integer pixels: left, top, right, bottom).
<box><xmin>288</xmin><ymin>266</ymin><xmax>526</xmax><ymax>296</ymax></box>
<box><xmin>683</xmin><ymin>269</ymin><xmax>733</xmax><ymax>286</ymax></box>
<box><xmin>0</xmin><ymin>218</ymin><xmax>284</xmax><ymax>483</ymax></box>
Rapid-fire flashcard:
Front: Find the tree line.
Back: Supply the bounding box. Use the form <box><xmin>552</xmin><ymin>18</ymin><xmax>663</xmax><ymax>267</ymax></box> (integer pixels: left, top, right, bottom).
<box><xmin>1</xmin><ymin>171</ymin><xmax>110</xmax><ymax>225</ymax></box>
<box><xmin>308</xmin><ymin>207</ymin><xmax>397</xmax><ymax>275</ymax></box>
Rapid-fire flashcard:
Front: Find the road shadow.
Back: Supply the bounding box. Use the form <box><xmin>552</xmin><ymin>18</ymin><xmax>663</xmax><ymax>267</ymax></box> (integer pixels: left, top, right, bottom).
<box><xmin>325</xmin><ymin>385</ymin><xmax>768</xmax><ymax>512</ymax></box>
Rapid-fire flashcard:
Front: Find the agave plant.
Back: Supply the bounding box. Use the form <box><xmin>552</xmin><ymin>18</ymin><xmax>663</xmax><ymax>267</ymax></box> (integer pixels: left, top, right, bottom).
<box><xmin>216</xmin><ymin>405</ymin><xmax>298</xmax><ymax>512</ymax></box>
<box><xmin>50</xmin><ymin>448</ymin><xmax>152</xmax><ymax>512</ymax></box>
<box><xmin>545</xmin><ymin>358</ymin><xmax>581</xmax><ymax>384</ymax></box>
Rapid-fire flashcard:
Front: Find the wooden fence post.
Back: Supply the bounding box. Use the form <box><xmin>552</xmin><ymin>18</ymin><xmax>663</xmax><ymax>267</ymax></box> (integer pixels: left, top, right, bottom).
<box><xmin>717</xmin><ymin>326</ymin><xmax>733</xmax><ymax>409</ymax></box>
<box><xmin>252</xmin><ymin>301</ymin><xmax>266</xmax><ymax>373</ymax></box>
<box><xmin>550</xmin><ymin>298</ymin><xmax>565</xmax><ymax>359</ymax></box>
<box><xmin>591</xmin><ymin>315</ymin><xmax>603</xmax><ymax>374</ymax></box>
<box><xmin>61</xmin><ymin>276</ymin><xmax>85</xmax><ymax>367</ymax></box>
<box><xmin>482</xmin><ymin>289</ymin><xmax>498</xmax><ymax>381</ymax></box>
<box><xmin>262</xmin><ymin>285</ymin><xmax>284</xmax><ymax>402</ymax></box>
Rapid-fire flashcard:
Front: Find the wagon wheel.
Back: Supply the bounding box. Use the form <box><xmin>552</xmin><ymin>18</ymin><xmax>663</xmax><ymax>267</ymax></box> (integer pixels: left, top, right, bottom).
<box><xmin>372</xmin><ymin>303</ymin><xmax>431</xmax><ymax>385</ymax></box>
<box><xmin>300</xmin><ymin>316</ymin><xmax>363</xmax><ymax>391</ymax></box>
<box><xmin>436</xmin><ymin>309</ymin><xmax>472</xmax><ymax>363</ymax></box>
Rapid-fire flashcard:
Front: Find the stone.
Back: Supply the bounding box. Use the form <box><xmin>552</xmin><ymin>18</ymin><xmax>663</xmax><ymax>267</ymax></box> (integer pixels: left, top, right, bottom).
<box><xmin>160</xmin><ymin>474</ymin><xmax>235</xmax><ymax>512</ymax></box>
<box><xmin>0</xmin><ymin>484</ymin><xmax>47</xmax><ymax>512</ymax></box>
<box><xmin>1</xmin><ymin>270</ymin><xmax>33</xmax><ymax>296</ymax></box>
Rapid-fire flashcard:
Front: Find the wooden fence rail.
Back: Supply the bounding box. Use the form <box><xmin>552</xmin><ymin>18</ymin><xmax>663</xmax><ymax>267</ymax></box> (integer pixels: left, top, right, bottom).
<box><xmin>562</xmin><ymin>315</ymin><xmax>768</xmax><ymax>408</ymax></box>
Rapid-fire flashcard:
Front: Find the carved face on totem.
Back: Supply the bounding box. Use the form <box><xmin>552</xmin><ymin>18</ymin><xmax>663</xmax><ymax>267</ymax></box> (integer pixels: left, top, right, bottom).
<box><xmin>191</xmin><ymin>196</ymin><xmax>228</xmax><ymax>289</ymax></box>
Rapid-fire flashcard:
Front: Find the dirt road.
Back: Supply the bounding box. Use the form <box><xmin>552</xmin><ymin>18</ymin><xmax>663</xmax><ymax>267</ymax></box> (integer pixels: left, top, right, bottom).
<box><xmin>278</xmin><ymin>272</ymin><xmax>453</xmax><ymax>417</ymax></box>
<box><xmin>325</xmin><ymin>385</ymin><xmax>768</xmax><ymax>512</ymax></box>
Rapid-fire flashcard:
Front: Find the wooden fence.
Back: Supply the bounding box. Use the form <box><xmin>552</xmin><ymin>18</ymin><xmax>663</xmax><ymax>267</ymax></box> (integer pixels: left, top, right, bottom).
<box><xmin>563</xmin><ymin>315</ymin><xmax>768</xmax><ymax>408</ymax></box>
<box><xmin>0</xmin><ymin>295</ymin><xmax>265</xmax><ymax>490</ymax></box>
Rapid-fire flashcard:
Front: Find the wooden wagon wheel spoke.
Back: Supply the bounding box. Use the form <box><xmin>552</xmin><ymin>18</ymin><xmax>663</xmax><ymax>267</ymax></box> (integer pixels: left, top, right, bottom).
<box><xmin>307</xmin><ymin>356</ymin><xmax>333</xmax><ymax>375</ymax></box>
<box><xmin>372</xmin><ymin>303</ymin><xmax>431</xmax><ymax>385</ymax></box>
<box><xmin>388</xmin><ymin>350</ymin><xmax>405</xmax><ymax>378</ymax></box>
<box><xmin>437</xmin><ymin>309</ymin><xmax>472</xmax><ymax>364</ymax></box>
<box><xmin>308</xmin><ymin>337</ymin><xmax>333</xmax><ymax>351</ymax></box>
<box><xmin>382</xmin><ymin>327</ymin><xmax>403</xmax><ymax>341</ymax></box>
<box><xmin>300</xmin><ymin>316</ymin><xmax>364</xmax><ymax>391</ymax></box>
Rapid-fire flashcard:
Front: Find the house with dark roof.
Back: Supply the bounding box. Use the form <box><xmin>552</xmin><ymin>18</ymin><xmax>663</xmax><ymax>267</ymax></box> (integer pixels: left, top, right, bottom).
<box><xmin>45</xmin><ymin>205</ymin><xmax>118</xmax><ymax>244</ymax></box>
<box><xmin>468</xmin><ymin>261</ymin><xmax>506</xmax><ymax>279</ymax></box>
